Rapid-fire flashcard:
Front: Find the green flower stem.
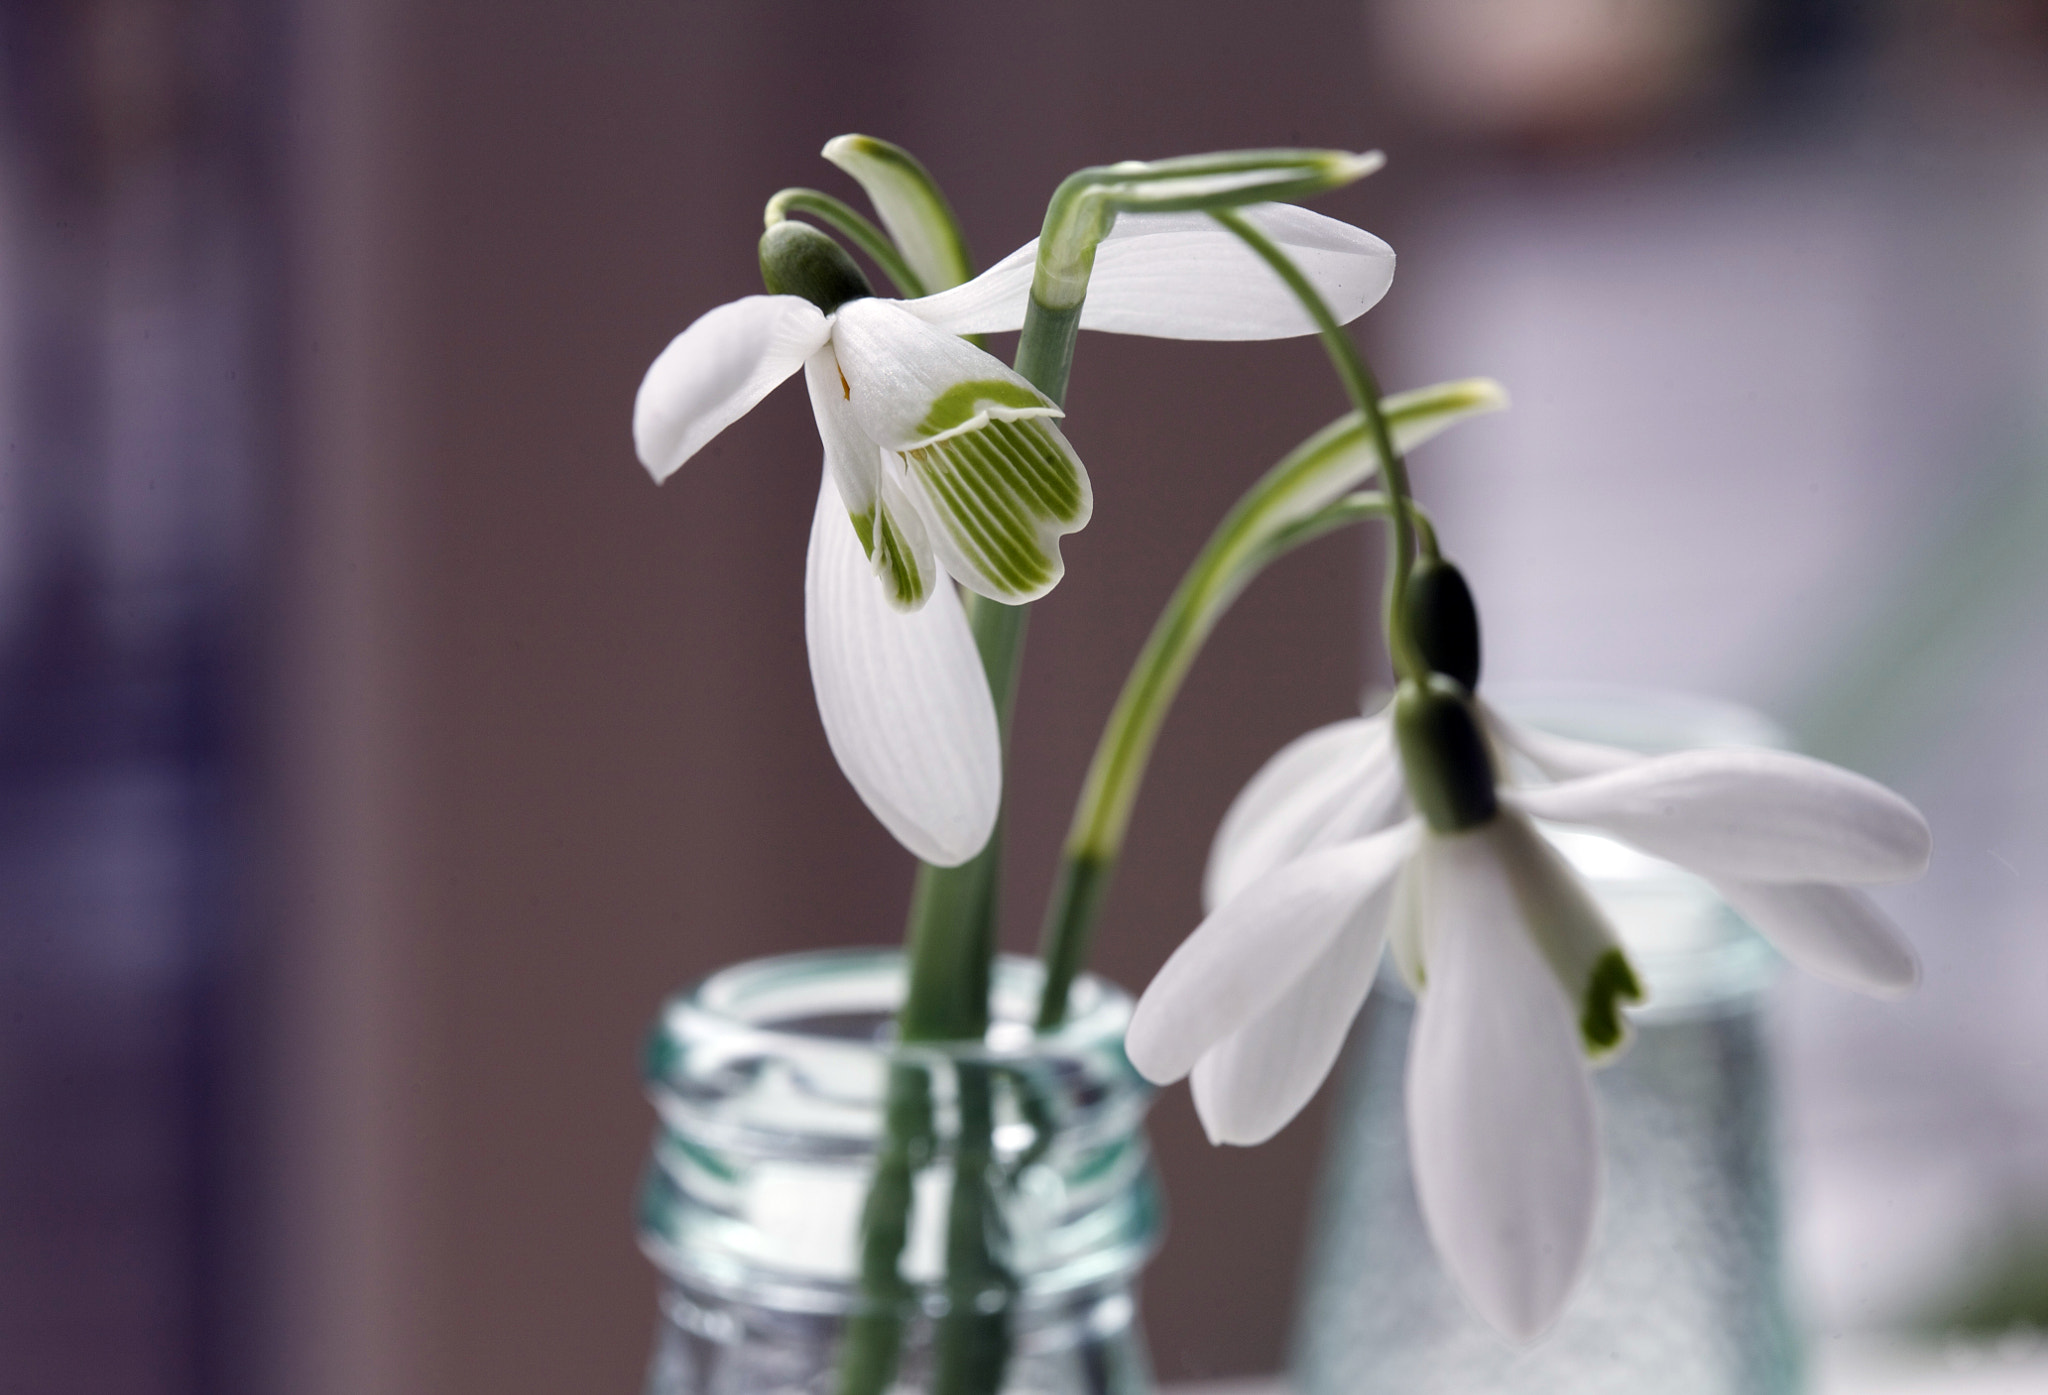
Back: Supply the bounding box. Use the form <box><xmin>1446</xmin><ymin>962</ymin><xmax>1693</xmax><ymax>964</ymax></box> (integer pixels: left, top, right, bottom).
<box><xmin>1210</xmin><ymin>208</ymin><xmax>1426</xmax><ymax>684</ymax></box>
<box><xmin>931</xmin><ymin>1064</ymin><xmax>1015</xmax><ymax>1395</ymax></box>
<box><xmin>766</xmin><ymin>188</ymin><xmax>929</xmax><ymax>299</ymax></box>
<box><xmin>898</xmin><ymin>594</ymin><xmax>1028</xmax><ymax>1043</ymax></box>
<box><xmin>829</xmin><ymin>158</ymin><xmax>1008</xmax><ymax>1395</ymax></box>
<box><xmin>878</xmin><ymin>207</ymin><xmax>1086</xmax><ymax>1395</ymax></box>
<box><xmin>1014</xmin><ymin>300</ymin><xmax>1083</xmax><ymax>405</ymax></box>
<box><xmin>835</xmin><ymin>1063</ymin><xmax>933</xmax><ymax>1395</ymax></box>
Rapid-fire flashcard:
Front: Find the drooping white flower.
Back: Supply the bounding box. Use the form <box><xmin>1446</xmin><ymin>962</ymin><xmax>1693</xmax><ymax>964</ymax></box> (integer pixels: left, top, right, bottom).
<box><xmin>1203</xmin><ymin>699</ymin><xmax>1930</xmax><ymax>996</ymax></box>
<box><xmin>634</xmin><ymin>205</ymin><xmax>1394</xmax><ymax>866</ymax></box>
<box><xmin>1127</xmin><ymin>689</ymin><xmax>1930</xmax><ymax>1340</ymax></box>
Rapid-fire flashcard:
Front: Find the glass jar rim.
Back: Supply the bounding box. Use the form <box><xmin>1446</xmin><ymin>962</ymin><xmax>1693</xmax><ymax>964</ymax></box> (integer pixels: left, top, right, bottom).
<box><xmin>652</xmin><ymin>947</ymin><xmax>1135</xmax><ymax>1071</ymax></box>
<box><xmin>1484</xmin><ymin>681</ymin><xmax>1789</xmax><ymax>753</ymax></box>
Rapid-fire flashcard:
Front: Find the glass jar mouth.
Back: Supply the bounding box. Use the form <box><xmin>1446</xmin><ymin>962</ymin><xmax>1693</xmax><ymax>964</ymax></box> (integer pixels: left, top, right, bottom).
<box><xmin>638</xmin><ymin>949</ymin><xmax>1162</xmax><ymax>1312</ymax></box>
<box><xmin>656</xmin><ymin>948</ymin><xmax>1133</xmax><ymax>1067</ymax></box>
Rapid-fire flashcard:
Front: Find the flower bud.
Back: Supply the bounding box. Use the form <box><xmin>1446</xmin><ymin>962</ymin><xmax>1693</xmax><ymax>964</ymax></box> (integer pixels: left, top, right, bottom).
<box><xmin>1395</xmin><ymin>676</ymin><xmax>1498</xmax><ymax>833</ymax></box>
<box><xmin>759</xmin><ymin>221</ymin><xmax>873</xmax><ymax>314</ymax></box>
<box><xmin>1404</xmin><ymin>557</ymin><xmax>1482</xmax><ymax>690</ymax></box>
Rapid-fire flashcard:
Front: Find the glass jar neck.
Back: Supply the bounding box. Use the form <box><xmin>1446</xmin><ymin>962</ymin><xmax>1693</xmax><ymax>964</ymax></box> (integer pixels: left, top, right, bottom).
<box><xmin>639</xmin><ymin>950</ymin><xmax>1161</xmax><ymax>1313</ymax></box>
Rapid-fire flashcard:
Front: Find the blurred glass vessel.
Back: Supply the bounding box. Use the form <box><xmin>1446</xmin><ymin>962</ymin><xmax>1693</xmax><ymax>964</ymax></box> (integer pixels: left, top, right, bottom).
<box><xmin>640</xmin><ymin>949</ymin><xmax>1160</xmax><ymax>1395</ymax></box>
<box><xmin>1293</xmin><ymin>688</ymin><xmax>1803</xmax><ymax>1395</ymax></box>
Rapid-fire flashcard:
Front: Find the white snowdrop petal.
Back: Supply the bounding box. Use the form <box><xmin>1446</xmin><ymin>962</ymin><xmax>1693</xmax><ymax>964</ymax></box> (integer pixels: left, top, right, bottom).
<box><xmin>805</xmin><ymin>345</ymin><xmax>883</xmax><ymax>522</ymax></box>
<box><xmin>1127</xmin><ymin>821</ymin><xmax>1419</xmax><ymax>1086</ymax></box>
<box><xmin>1511</xmin><ymin>748</ymin><xmax>1932</xmax><ymax>885</ymax></box>
<box><xmin>900</xmin><ymin>242</ymin><xmax>1036</xmax><ymax>336</ymax></box>
<box><xmin>1714</xmin><ymin>879</ymin><xmax>1921</xmax><ymax>998</ymax></box>
<box><xmin>868</xmin><ymin>461</ymin><xmax>940</xmax><ymax>610</ymax></box>
<box><xmin>1482</xmin><ymin>702</ymin><xmax>1642</xmax><ymax>782</ymax></box>
<box><xmin>1406</xmin><ymin>825</ymin><xmax>1600</xmax><ymax>1342</ymax></box>
<box><xmin>1486</xmin><ymin>812</ymin><xmax>1643</xmax><ymax>1060</ymax></box>
<box><xmin>903</xmin><ymin>204</ymin><xmax>1394</xmax><ymax>341</ymax></box>
<box><xmin>1077</xmin><ymin>205</ymin><xmax>1394</xmax><ymax>340</ymax></box>
<box><xmin>804</xmin><ymin>476</ymin><xmax>999</xmax><ymax>866</ymax></box>
<box><xmin>1189</xmin><ymin>891</ymin><xmax>1391</xmax><ymax>1146</ymax></box>
<box><xmin>1204</xmin><ymin>715</ymin><xmax>1394</xmax><ymax>911</ymax></box>
<box><xmin>634</xmin><ymin>295</ymin><xmax>830</xmax><ymax>481</ymax></box>
<box><xmin>1386</xmin><ymin>859</ymin><xmax>1426</xmax><ymax>992</ymax></box>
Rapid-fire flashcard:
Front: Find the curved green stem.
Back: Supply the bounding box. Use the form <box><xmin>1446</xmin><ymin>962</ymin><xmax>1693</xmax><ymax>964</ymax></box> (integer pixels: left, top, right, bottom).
<box><xmin>766</xmin><ymin>188</ymin><xmax>929</xmax><ymax>299</ymax></box>
<box><xmin>1030</xmin><ymin>149</ymin><xmax>1381</xmax><ymax>312</ymax></box>
<box><xmin>1210</xmin><ymin>208</ymin><xmax>1426</xmax><ymax>683</ymax></box>
<box><xmin>1032</xmin><ymin>379</ymin><xmax>1495</xmax><ymax>1029</ymax></box>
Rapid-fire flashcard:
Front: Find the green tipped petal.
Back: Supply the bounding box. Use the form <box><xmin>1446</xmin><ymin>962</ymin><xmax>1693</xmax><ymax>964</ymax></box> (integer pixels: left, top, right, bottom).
<box><xmin>823</xmin><ymin>134</ymin><xmax>975</xmax><ymax>293</ymax></box>
<box><xmin>1485</xmin><ymin>813</ymin><xmax>1646</xmax><ymax>1060</ymax></box>
<box><xmin>870</xmin><ymin>467</ymin><xmax>938</xmax><ymax>610</ymax></box>
<box><xmin>1579</xmin><ymin>949</ymin><xmax>1643</xmax><ymax>1055</ymax></box>
<box><xmin>900</xmin><ymin>416</ymin><xmax>1092</xmax><ymax>603</ymax></box>
<box><xmin>916</xmin><ymin>378</ymin><xmax>1053</xmax><ymax>438</ymax></box>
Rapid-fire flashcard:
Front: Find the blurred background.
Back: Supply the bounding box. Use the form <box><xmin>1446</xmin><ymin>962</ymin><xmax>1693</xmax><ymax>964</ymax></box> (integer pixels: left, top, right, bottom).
<box><xmin>3</xmin><ymin>0</ymin><xmax>2047</xmax><ymax>1391</ymax></box>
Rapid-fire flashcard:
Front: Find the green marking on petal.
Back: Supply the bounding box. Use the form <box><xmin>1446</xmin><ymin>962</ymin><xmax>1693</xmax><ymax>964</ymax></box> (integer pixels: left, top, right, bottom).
<box><xmin>903</xmin><ymin>417</ymin><xmax>1087</xmax><ymax>600</ymax></box>
<box><xmin>1580</xmin><ymin>948</ymin><xmax>1644</xmax><ymax>1056</ymax></box>
<box><xmin>915</xmin><ymin>379</ymin><xmax>1052</xmax><ymax>439</ymax></box>
<box><xmin>871</xmin><ymin>505</ymin><xmax>927</xmax><ymax>607</ymax></box>
<box><xmin>848</xmin><ymin>508</ymin><xmax>877</xmax><ymax>557</ymax></box>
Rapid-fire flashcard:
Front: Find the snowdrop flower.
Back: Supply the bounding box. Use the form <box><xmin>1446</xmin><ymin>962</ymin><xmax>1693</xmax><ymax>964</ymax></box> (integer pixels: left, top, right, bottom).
<box><xmin>1128</xmin><ymin>664</ymin><xmax>1930</xmax><ymax>1340</ymax></box>
<box><xmin>634</xmin><ymin>204</ymin><xmax>1394</xmax><ymax>866</ymax></box>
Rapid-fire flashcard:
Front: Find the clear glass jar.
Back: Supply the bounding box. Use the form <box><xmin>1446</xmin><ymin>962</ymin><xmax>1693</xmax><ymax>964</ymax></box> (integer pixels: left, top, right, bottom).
<box><xmin>639</xmin><ymin>949</ymin><xmax>1161</xmax><ymax>1395</ymax></box>
<box><xmin>1292</xmin><ymin>688</ymin><xmax>1804</xmax><ymax>1395</ymax></box>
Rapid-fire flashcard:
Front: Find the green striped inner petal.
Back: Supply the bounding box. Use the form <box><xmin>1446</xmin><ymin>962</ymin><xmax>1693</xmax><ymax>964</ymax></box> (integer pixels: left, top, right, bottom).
<box><xmin>870</xmin><ymin>503</ymin><xmax>928</xmax><ymax>608</ymax></box>
<box><xmin>902</xmin><ymin>417</ymin><xmax>1089</xmax><ymax>601</ymax></box>
<box><xmin>914</xmin><ymin>378</ymin><xmax>1054</xmax><ymax>439</ymax></box>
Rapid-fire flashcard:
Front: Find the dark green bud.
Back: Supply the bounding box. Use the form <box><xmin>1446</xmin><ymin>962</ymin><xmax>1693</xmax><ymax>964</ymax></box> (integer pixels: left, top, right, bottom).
<box><xmin>759</xmin><ymin>221</ymin><xmax>873</xmax><ymax>314</ymax></box>
<box><xmin>1394</xmin><ymin>675</ymin><xmax>1498</xmax><ymax>833</ymax></box>
<box><xmin>1404</xmin><ymin>557</ymin><xmax>1481</xmax><ymax>690</ymax></box>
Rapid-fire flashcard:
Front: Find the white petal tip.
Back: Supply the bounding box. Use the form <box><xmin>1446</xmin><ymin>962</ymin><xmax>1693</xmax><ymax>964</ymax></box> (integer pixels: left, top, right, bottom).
<box><xmin>1852</xmin><ymin>951</ymin><xmax>1922</xmax><ymax>1000</ymax></box>
<box><xmin>854</xmin><ymin>805</ymin><xmax>990</xmax><ymax>869</ymax></box>
<box><xmin>1121</xmin><ymin>1018</ymin><xmax>1188</xmax><ymax>1088</ymax></box>
<box><xmin>805</xmin><ymin>482</ymin><xmax>1002</xmax><ymax>869</ymax></box>
<box><xmin>1478</xmin><ymin>1293</ymin><xmax>1570</xmax><ymax>1345</ymax></box>
<box><xmin>1194</xmin><ymin>1110</ymin><xmax>1283</xmax><ymax>1149</ymax></box>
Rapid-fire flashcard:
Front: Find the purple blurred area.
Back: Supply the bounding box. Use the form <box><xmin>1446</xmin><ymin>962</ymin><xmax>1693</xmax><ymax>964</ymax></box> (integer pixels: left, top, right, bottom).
<box><xmin>4</xmin><ymin>1</ymin><xmax>2047</xmax><ymax>1392</ymax></box>
<box><xmin>0</xmin><ymin>0</ymin><xmax>278</xmax><ymax>1390</ymax></box>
